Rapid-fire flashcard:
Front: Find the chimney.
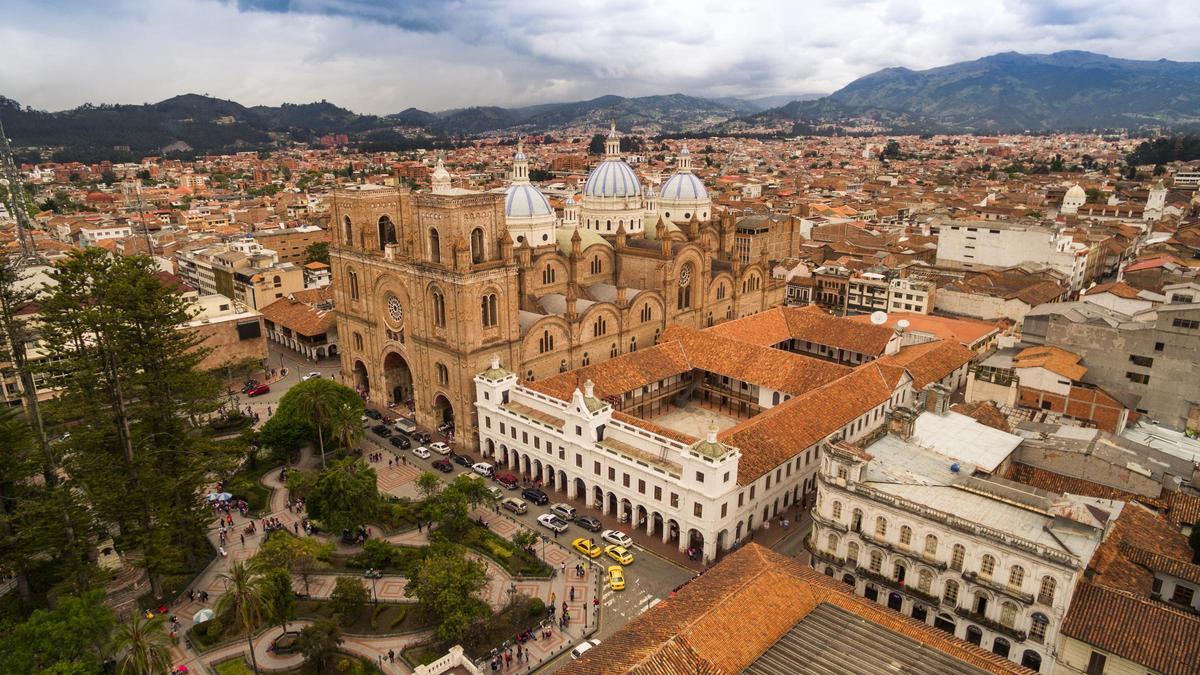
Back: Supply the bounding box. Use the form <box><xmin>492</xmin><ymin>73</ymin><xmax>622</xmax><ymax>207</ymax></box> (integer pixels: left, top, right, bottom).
<box><xmin>889</xmin><ymin>407</ymin><xmax>916</xmax><ymax>440</ymax></box>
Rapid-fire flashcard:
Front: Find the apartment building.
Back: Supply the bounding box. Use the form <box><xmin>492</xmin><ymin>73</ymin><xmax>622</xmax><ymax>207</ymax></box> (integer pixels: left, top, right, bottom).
<box><xmin>936</xmin><ymin>220</ymin><xmax>1089</xmax><ymax>296</ymax></box>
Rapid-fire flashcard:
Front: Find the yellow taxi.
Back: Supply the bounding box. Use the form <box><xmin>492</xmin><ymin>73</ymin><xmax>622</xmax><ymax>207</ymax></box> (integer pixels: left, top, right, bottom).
<box><xmin>607</xmin><ymin>565</ymin><xmax>625</xmax><ymax>591</ymax></box>
<box><xmin>604</xmin><ymin>544</ymin><xmax>634</xmax><ymax>565</ymax></box>
<box><xmin>572</xmin><ymin>537</ymin><xmax>602</xmax><ymax>558</ymax></box>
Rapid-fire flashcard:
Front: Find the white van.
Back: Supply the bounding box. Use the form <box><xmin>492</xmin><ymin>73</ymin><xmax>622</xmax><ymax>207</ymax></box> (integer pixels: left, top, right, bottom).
<box><xmin>570</xmin><ymin>639</ymin><xmax>601</xmax><ymax>660</ymax></box>
<box><xmin>472</xmin><ymin>462</ymin><xmax>495</xmax><ymax>478</ymax></box>
<box><xmin>393</xmin><ymin>417</ymin><xmax>417</xmax><ymax>435</ymax></box>
<box><xmin>550</xmin><ymin>503</ymin><xmax>577</xmax><ymax>521</ymax></box>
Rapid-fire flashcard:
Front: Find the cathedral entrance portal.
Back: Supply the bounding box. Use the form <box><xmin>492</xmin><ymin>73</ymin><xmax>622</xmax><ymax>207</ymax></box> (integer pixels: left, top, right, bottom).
<box><xmin>352</xmin><ymin>360</ymin><xmax>370</xmax><ymax>397</ymax></box>
<box><xmin>433</xmin><ymin>394</ymin><xmax>455</xmax><ymax>431</ymax></box>
<box><xmin>383</xmin><ymin>351</ymin><xmax>414</xmax><ymax>408</ymax></box>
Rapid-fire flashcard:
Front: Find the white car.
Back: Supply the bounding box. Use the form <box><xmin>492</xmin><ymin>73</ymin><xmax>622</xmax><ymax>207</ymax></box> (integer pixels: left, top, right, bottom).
<box><xmin>301</xmin><ymin>372</ymin><xmax>321</xmax><ymax>381</ymax></box>
<box><xmin>537</xmin><ymin>513</ymin><xmax>569</xmax><ymax>534</ymax></box>
<box><xmin>429</xmin><ymin>441</ymin><xmax>451</xmax><ymax>455</ymax></box>
<box><xmin>570</xmin><ymin>639</ymin><xmax>601</xmax><ymax>660</ymax></box>
<box><xmin>411</xmin><ymin>446</ymin><xmax>431</xmax><ymax>460</ymax></box>
<box><xmin>601</xmin><ymin>529</ymin><xmax>633</xmax><ymax>547</ymax></box>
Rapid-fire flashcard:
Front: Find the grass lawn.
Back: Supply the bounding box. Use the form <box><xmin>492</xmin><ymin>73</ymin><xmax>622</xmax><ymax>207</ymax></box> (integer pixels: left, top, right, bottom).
<box><xmin>296</xmin><ymin>599</ymin><xmax>435</xmax><ymax>635</ymax></box>
<box><xmin>214</xmin><ymin>652</ymin><xmax>380</xmax><ymax>674</ymax></box>
<box><xmin>223</xmin><ymin>466</ymin><xmax>272</xmax><ymax>514</ymax></box>
<box><xmin>460</xmin><ymin>528</ymin><xmax>553</xmax><ymax>578</ymax></box>
<box><xmin>402</xmin><ymin>643</ymin><xmax>446</xmax><ymax>667</ymax></box>
<box><xmin>332</xmin><ymin>541</ymin><xmax>430</xmax><ymax>577</ymax></box>
<box><xmin>405</xmin><ymin>596</ymin><xmax>547</xmax><ymax>665</ymax></box>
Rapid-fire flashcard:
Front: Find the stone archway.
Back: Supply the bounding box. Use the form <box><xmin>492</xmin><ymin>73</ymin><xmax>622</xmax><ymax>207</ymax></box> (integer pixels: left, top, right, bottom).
<box><xmin>499</xmin><ymin>444</ymin><xmax>509</xmax><ymax>466</ymax></box>
<box><xmin>383</xmin><ymin>351</ymin><xmax>414</xmax><ymax>408</ymax></box>
<box><xmin>433</xmin><ymin>393</ymin><xmax>454</xmax><ymax>428</ymax></box>
<box><xmin>558</xmin><ymin>470</ymin><xmax>567</xmax><ymax>493</ymax></box>
<box><xmin>592</xmin><ymin>486</ymin><xmax>604</xmax><ymax>511</ymax></box>
<box><xmin>485</xmin><ymin>438</ymin><xmax>495</xmax><ymax>459</ymax></box>
<box><xmin>574</xmin><ymin>477</ymin><xmax>586</xmax><ymax>501</ymax></box>
<box><xmin>619</xmin><ymin>498</ymin><xmax>632</xmax><ymax>523</ymax></box>
<box><xmin>606</xmin><ymin>492</ymin><xmax>618</xmax><ymax>516</ymax></box>
<box><xmin>533</xmin><ymin>459</ymin><xmax>544</xmax><ymax>484</ymax></box>
<box><xmin>353</xmin><ymin>360</ymin><xmax>370</xmax><ymax>396</ymax></box>
<box><xmin>666</xmin><ymin>519</ymin><xmax>680</xmax><ymax>544</ymax></box>
<box><xmin>652</xmin><ymin>512</ymin><xmax>664</xmax><ymax>539</ymax></box>
<box><xmin>635</xmin><ymin>504</ymin><xmax>648</xmax><ymax>531</ymax></box>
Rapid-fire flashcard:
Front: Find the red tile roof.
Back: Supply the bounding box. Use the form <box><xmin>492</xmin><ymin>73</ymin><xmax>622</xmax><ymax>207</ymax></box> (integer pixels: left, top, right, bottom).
<box><xmin>1061</xmin><ymin>582</ymin><xmax>1200</xmax><ymax>675</ymax></box>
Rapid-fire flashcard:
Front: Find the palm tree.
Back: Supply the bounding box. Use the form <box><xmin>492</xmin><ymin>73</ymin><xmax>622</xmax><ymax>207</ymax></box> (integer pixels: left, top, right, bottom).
<box><xmin>113</xmin><ymin>613</ymin><xmax>173</xmax><ymax>675</ymax></box>
<box><xmin>294</xmin><ymin>385</ymin><xmax>335</xmax><ymax>467</ymax></box>
<box><xmin>216</xmin><ymin>561</ymin><xmax>266</xmax><ymax>674</ymax></box>
<box><xmin>328</xmin><ymin>401</ymin><xmax>363</xmax><ymax>457</ymax></box>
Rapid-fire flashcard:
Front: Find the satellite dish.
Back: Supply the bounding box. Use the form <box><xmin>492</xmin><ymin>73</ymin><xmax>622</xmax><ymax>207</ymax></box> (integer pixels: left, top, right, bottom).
<box><xmin>870</xmin><ymin>311</ymin><xmax>888</xmax><ymax>325</ymax></box>
<box><xmin>897</xmin><ymin>319</ymin><xmax>910</xmax><ymax>330</ymax></box>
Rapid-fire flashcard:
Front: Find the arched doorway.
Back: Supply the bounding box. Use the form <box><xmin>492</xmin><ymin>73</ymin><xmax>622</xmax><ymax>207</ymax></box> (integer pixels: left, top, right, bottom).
<box><xmin>666</xmin><ymin>519</ymin><xmax>680</xmax><ymax>544</ymax></box>
<box><xmin>485</xmin><ymin>438</ymin><xmax>495</xmax><ymax>459</ymax></box>
<box><xmin>687</xmin><ymin>529</ymin><xmax>704</xmax><ymax>553</ymax></box>
<box><xmin>911</xmin><ymin>605</ymin><xmax>927</xmax><ymax>623</ymax></box>
<box><xmin>652</xmin><ymin>512</ymin><xmax>664</xmax><ymax>539</ymax></box>
<box><xmin>353</xmin><ymin>360</ymin><xmax>370</xmax><ymax>396</ymax></box>
<box><xmin>1021</xmin><ymin>650</ymin><xmax>1042</xmax><ymax>672</ymax></box>
<box><xmin>533</xmin><ymin>459</ymin><xmax>544</xmax><ymax>483</ymax></box>
<box><xmin>934</xmin><ymin>614</ymin><xmax>955</xmax><ymax>634</ymax></box>
<box><xmin>887</xmin><ymin>592</ymin><xmax>903</xmax><ymax>611</ymax></box>
<box><xmin>636</xmin><ymin>505</ymin><xmax>648</xmax><ymax>531</ymax></box>
<box><xmin>558</xmin><ymin>470</ymin><xmax>567</xmax><ymax>493</ymax></box>
<box><xmin>574</xmin><ymin>477</ymin><xmax>586</xmax><ymax>501</ymax></box>
<box><xmin>619</xmin><ymin>498</ymin><xmax>632</xmax><ymax>523</ymax></box>
<box><xmin>328</xmin><ymin>344</ymin><xmax>338</xmax><ymax>357</ymax></box>
<box><xmin>864</xmin><ymin>584</ymin><xmax>879</xmax><ymax>602</ymax></box>
<box><xmin>734</xmin><ymin>521</ymin><xmax>743</xmax><ymax>540</ymax></box>
<box><xmin>378</xmin><ymin>216</ymin><xmax>397</xmax><ymax>249</ymax></box>
<box><xmin>499</xmin><ymin>444</ymin><xmax>509</xmax><ymax>466</ymax></box>
<box><xmin>592</xmin><ymin>486</ymin><xmax>604</xmax><ymax>510</ymax></box>
<box><xmin>841</xmin><ymin>574</ymin><xmax>856</xmax><ymax>586</ymax></box>
<box><xmin>544</xmin><ymin>463</ymin><xmax>555</xmax><ymax>488</ymax></box>
<box><xmin>433</xmin><ymin>394</ymin><xmax>454</xmax><ymax>429</ymax></box>
<box><xmin>383</xmin><ymin>351</ymin><xmax>413</xmax><ymax>407</ymax></box>
<box><xmin>965</xmin><ymin>626</ymin><xmax>983</xmax><ymax>646</ymax></box>
<box><xmin>510</xmin><ymin>450</ymin><xmax>521</xmax><ymax>473</ymax></box>
<box><xmin>717</xmin><ymin>529</ymin><xmax>729</xmax><ymax>551</ymax></box>
<box><xmin>606</xmin><ymin>492</ymin><xmax>618</xmax><ymax>516</ymax></box>
<box><xmin>992</xmin><ymin>637</ymin><xmax>1010</xmax><ymax>659</ymax></box>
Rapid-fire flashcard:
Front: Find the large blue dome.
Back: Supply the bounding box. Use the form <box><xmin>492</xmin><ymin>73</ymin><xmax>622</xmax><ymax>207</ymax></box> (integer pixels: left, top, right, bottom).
<box><xmin>661</xmin><ymin>172</ymin><xmax>707</xmax><ymax>201</ymax></box>
<box><xmin>583</xmin><ymin>159</ymin><xmax>642</xmax><ymax>199</ymax></box>
<box><xmin>505</xmin><ymin>183</ymin><xmax>554</xmax><ymax>218</ymax></box>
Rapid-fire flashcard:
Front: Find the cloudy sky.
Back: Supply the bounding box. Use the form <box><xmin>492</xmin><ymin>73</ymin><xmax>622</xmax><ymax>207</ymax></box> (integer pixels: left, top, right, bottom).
<box><xmin>3</xmin><ymin>0</ymin><xmax>1199</xmax><ymax>114</ymax></box>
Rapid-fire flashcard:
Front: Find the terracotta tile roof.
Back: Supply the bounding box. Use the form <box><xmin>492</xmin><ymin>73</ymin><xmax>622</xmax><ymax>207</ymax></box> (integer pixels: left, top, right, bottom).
<box><xmin>1013</xmin><ymin>345</ymin><xmax>1087</xmax><ymax>381</ymax></box>
<box><xmin>846</xmin><ymin>311</ymin><xmax>1000</xmax><ymax>347</ymax></box>
<box><xmin>1086</xmin><ymin>502</ymin><xmax>1192</xmax><ymax>595</ymax></box>
<box><xmin>561</xmin><ymin>544</ymin><xmax>1027</xmax><ymax>675</ymax></box>
<box><xmin>526</xmin><ymin>340</ymin><xmax>692</xmax><ymax>402</ymax></box>
<box><xmin>709</xmin><ymin>304</ymin><xmax>895</xmax><ymax>355</ymax></box>
<box><xmin>876</xmin><ymin>339</ymin><xmax>975</xmax><ymax>388</ymax></box>
<box><xmin>1120</xmin><ymin>543</ymin><xmax>1200</xmax><ymax>586</ymax></box>
<box><xmin>1165</xmin><ymin>490</ymin><xmax>1200</xmax><ymax>526</ymax></box>
<box><xmin>952</xmin><ymin>401</ymin><xmax>1012</xmax><ymax>433</ymax></box>
<box><xmin>257</xmin><ymin>288</ymin><xmax>335</xmax><ymax>336</ymax></box>
<box><xmin>1061</xmin><ymin>582</ymin><xmax>1200</xmax><ymax>675</ymax></box>
<box><xmin>1006</xmin><ymin>462</ymin><xmax>1166</xmax><ymax>511</ymax></box>
<box><xmin>1085</xmin><ymin>281</ymin><xmax>1144</xmax><ymax>299</ymax></box>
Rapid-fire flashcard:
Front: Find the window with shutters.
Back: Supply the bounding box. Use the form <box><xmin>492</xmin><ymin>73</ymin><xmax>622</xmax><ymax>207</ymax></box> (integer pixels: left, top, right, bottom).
<box><xmin>918</xmin><ymin>569</ymin><xmax>933</xmax><ymax>593</ymax></box>
<box><xmin>875</xmin><ymin>516</ymin><xmax>887</xmax><ymax>537</ymax></box>
<box><xmin>924</xmin><ymin>534</ymin><xmax>938</xmax><ymax>556</ymax></box>
<box><xmin>1008</xmin><ymin>565</ymin><xmax>1025</xmax><ymax>591</ymax></box>
<box><xmin>869</xmin><ymin>550</ymin><xmax>883</xmax><ymax>573</ymax></box>
<box><xmin>899</xmin><ymin>525</ymin><xmax>912</xmax><ymax>547</ymax></box>
<box><xmin>846</xmin><ymin>542</ymin><xmax>859</xmax><ymax>566</ymax></box>
<box><xmin>951</xmin><ymin>545</ymin><xmax>965</xmax><ymax>571</ymax></box>
<box><xmin>943</xmin><ymin>580</ymin><xmax>959</xmax><ymax>606</ymax></box>
<box><xmin>980</xmin><ymin>554</ymin><xmax>996</xmax><ymax>579</ymax></box>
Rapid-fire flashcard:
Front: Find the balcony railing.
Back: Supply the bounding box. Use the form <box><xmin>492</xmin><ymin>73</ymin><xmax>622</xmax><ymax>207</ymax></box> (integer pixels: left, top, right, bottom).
<box><xmin>953</xmin><ymin>607</ymin><xmax>1027</xmax><ymax>642</ymax></box>
<box><xmin>810</xmin><ymin>511</ymin><xmax>848</xmax><ymax>533</ymax></box>
<box><xmin>804</xmin><ymin>537</ymin><xmax>846</xmax><ymax>567</ymax></box>
<box><xmin>962</xmin><ymin>571</ymin><xmax>1035</xmax><ymax>604</ymax></box>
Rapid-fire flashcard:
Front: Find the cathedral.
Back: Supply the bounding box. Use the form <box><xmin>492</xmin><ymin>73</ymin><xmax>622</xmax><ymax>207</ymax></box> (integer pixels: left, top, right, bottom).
<box><xmin>330</xmin><ymin>124</ymin><xmax>786</xmax><ymax>448</ymax></box>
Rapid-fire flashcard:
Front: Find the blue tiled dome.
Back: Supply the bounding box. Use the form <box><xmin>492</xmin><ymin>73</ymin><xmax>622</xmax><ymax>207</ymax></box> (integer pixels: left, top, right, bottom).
<box><xmin>583</xmin><ymin>159</ymin><xmax>642</xmax><ymax>198</ymax></box>
<box><xmin>505</xmin><ymin>183</ymin><xmax>554</xmax><ymax>218</ymax></box>
<box><xmin>661</xmin><ymin>172</ymin><xmax>707</xmax><ymax>201</ymax></box>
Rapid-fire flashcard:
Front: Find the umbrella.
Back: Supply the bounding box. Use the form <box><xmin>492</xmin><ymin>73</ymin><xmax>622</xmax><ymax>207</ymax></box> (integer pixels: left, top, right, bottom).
<box><xmin>193</xmin><ymin>608</ymin><xmax>215</xmax><ymax>624</ymax></box>
<box><xmin>206</xmin><ymin>492</ymin><xmax>232</xmax><ymax>502</ymax></box>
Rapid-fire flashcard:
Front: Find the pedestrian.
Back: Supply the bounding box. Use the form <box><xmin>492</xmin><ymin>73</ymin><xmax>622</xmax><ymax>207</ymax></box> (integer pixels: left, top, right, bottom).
<box><xmin>417</xmin><ymin>521</ymin><xmax>423</xmax><ymax>533</ymax></box>
<box><xmin>388</xmin><ymin>649</ymin><xmax>395</xmax><ymax>663</ymax></box>
<box><xmin>188</xmin><ymin>589</ymin><xmax>195</xmax><ymax>602</ymax></box>
<box><xmin>560</xmin><ymin>562</ymin><xmax>566</xmax><ymax>575</ymax></box>
<box><xmin>569</xmin><ymin>586</ymin><xmax>574</xmax><ymax>602</ymax></box>
<box><xmin>240</xmin><ymin>534</ymin><xmax>245</xmax><ymax>546</ymax></box>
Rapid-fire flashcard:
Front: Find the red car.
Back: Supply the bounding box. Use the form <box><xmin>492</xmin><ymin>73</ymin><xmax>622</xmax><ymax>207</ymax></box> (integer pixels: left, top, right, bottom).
<box><xmin>246</xmin><ymin>384</ymin><xmax>271</xmax><ymax>397</ymax></box>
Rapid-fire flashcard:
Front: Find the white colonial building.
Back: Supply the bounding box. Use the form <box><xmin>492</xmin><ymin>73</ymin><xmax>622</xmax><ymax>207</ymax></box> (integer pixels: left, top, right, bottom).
<box><xmin>809</xmin><ymin>405</ymin><xmax>1117</xmax><ymax>674</ymax></box>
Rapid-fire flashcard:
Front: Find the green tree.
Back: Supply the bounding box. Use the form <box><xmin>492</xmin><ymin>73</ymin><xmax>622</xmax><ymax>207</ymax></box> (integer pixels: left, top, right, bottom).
<box><xmin>328</xmin><ymin>400</ymin><xmax>363</xmax><ymax>454</ymax></box>
<box><xmin>215</xmin><ymin>562</ymin><xmax>266</xmax><ymax>675</ymax></box>
<box><xmin>112</xmin><ymin>613</ymin><xmax>173</xmax><ymax>675</ymax></box>
<box><xmin>101</xmin><ymin>169</ymin><xmax>119</xmax><ymax>185</ymax></box>
<box><xmin>405</xmin><ymin>545</ymin><xmax>490</xmax><ymax>644</ymax></box>
<box><xmin>297</xmin><ymin>617</ymin><xmax>343</xmax><ymax>671</ymax></box>
<box><xmin>40</xmin><ymin>249</ymin><xmax>232</xmax><ymax>598</ymax></box>
<box><xmin>1049</xmin><ymin>154</ymin><xmax>1065</xmax><ymax>172</ymax></box>
<box><xmin>303</xmin><ymin>241</ymin><xmax>330</xmax><ymax>265</ymax></box>
<box><xmin>329</xmin><ymin>576</ymin><xmax>369</xmax><ymax>623</ymax></box>
<box><xmin>0</xmin><ymin>591</ymin><xmax>115</xmax><ymax>673</ymax></box>
<box><xmin>276</xmin><ymin>378</ymin><xmax>363</xmax><ymax>467</ymax></box>
<box><xmin>307</xmin><ymin>457</ymin><xmax>378</xmax><ymax>533</ymax></box>
<box><xmin>254</xmin><ymin>533</ymin><xmax>333</xmax><ymax>596</ymax></box>
<box><xmin>416</xmin><ymin>471</ymin><xmax>442</xmax><ymax>502</ymax></box>
<box><xmin>511</xmin><ymin>529</ymin><xmax>537</xmax><ymax>553</ymax></box>
<box><xmin>261</xmin><ymin>567</ymin><xmax>296</xmax><ymax>635</ymax></box>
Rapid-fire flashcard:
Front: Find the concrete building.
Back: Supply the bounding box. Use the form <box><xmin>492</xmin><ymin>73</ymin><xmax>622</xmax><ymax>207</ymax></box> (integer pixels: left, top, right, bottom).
<box><xmin>889</xmin><ymin>277</ymin><xmax>936</xmax><ymax>314</ymax></box>
<box><xmin>181</xmin><ymin>294</ymin><xmax>268</xmax><ymax>371</ymax></box>
<box><xmin>259</xmin><ymin>288</ymin><xmax>339</xmax><ymax>360</ymax></box>
<box><xmin>249</xmin><ymin>224</ymin><xmax>328</xmax><ymax>265</ymax></box>
<box><xmin>935</xmin><ymin>221</ymin><xmax>1089</xmax><ymax>295</ymax></box>
<box><xmin>232</xmin><ymin>262</ymin><xmax>305</xmax><ymax>310</ymax></box>
<box><xmin>175</xmin><ymin>238</ymin><xmax>278</xmax><ymax>298</ymax></box>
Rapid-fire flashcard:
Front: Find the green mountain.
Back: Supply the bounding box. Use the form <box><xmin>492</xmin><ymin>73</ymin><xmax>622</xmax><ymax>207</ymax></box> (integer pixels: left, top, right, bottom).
<box><xmin>737</xmin><ymin>51</ymin><xmax>1200</xmax><ymax>133</ymax></box>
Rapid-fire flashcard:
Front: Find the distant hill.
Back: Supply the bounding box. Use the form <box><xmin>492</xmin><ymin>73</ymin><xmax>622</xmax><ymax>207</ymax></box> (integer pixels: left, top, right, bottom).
<box><xmin>729</xmin><ymin>51</ymin><xmax>1200</xmax><ymax>133</ymax></box>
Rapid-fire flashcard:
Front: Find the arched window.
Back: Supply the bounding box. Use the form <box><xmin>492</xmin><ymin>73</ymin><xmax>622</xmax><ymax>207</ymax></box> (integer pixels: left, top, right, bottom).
<box><xmin>609</xmin><ymin>343</ymin><xmax>618</xmax><ymax>358</ymax></box>
<box><xmin>772</xmin><ymin>392</ymin><xmax>781</xmax><ymax>406</ymax></box>
<box><xmin>875</xmin><ymin>516</ymin><xmax>887</xmax><ymax>537</ymax></box>
<box><xmin>590</xmin><ymin>256</ymin><xmax>602</xmax><ymax>275</ymax></box>
<box><xmin>542</xmin><ymin>266</ymin><xmax>557</xmax><ymax>284</ymax></box>
<box><xmin>348</xmin><ymin>269</ymin><xmax>360</xmax><ymax>300</ymax></box>
<box><xmin>436</xmin><ymin>362</ymin><xmax>449</xmax><ymax>386</ymax></box>
<box><xmin>980</xmin><ymin>554</ymin><xmax>996</xmax><ymax>579</ymax></box>
<box><xmin>629</xmin><ymin>336</ymin><xmax>637</xmax><ymax>352</ymax></box>
<box><xmin>950</xmin><ymin>544</ymin><xmax>965</xmax><ymax>571</ymax></box>
<box><xmin>431</xmin><ymin>288</ymin><xmax>446</xmax><ymax>327</ymax></box>
<box><xmin>677</xmin><ymin>263</ymin><xmax>693</xmax><ymax>310</ymax></box>
<box><xmin>353</xmin><ymin>332</ymin><xmax>364</xmax><ymax>351</ymax></box>
<box><xmin>272</xmin><ymin>275</ymin><xmax>281</xmax><ymax>288</ymax></box>
<box><xmin>899</xmin><ymin>525</ymin><xmax>912</xmax><ymax>547</ymax></box>
<box><xmin>582</xmin><ymin>352</ymin><xmax>590</xmax><ymax>366</ymax></box>
<box><xmin>378</xmin><ymin>216</ymin><xmax>396</xmax><ymax>249</ymax></box>
<box><xmin>924</xmin><ymin>534</ymin><xmax>938</xmax><ymax>556</ymax></box>
<box><xmin>559</xmin><ymin>359</ymin><xmax>567</xmax><ymax>372</ymax></box>
<box><xmin>826</xmin><ymin>533</ymin><xmax>839</xmax><ymax>554</ymax></box>
<box><xmin>526</xmin><ymin>370</ymin><xmax>534</xmax><ymax>381</ymax></box>
<box><xmin>850</xmin><ymin>509</ymin><xmax>863</xmax><ymax>532</ymax></box>
<box><xmin>593</xmin><ymin>317</ymin><xmax>607</xmax><ymax>337</ymax></box>
<box><xmin>1008</xmin><ymin>565</ymin><xmax>1025</xmax><ymax>590</ymax></box>
<box><xmin>1029</xmin><ymin>612</ymin><xmax>1049</xmax><ymax>644</ymax></box>
<box><xmin>831</xmin><ymin>501</ymin><xmax>842</xmax><ymax>520</ymax></box>
<box><xmin>342</xmin><ymin>216</ymin><xmax>353</xmax><ymax>246</ymax></box>
<box><xmin>538</xmin><ymin>330</ymin><xmax>554</xmax><ymax>354</ymax></box>
<box><xmin>470</xmin><ymin>227</ymin><xmax>485</xmax><ymax>263</ymax></box>
<box><xmin>846</xmin><ymin>542</ymin><xmax>859</xmax><ymax>566</ymax></box>
<box><xmin>918</xmin><ymin>569</ymin><xmax>933</xmax><ymax>593</ymax></box>
<box><xmin>429</xmin><ymin>228</ymin><xmax>441</xmax><ymax>263</ymax></box>
<box><xmin>869</xmin><ymin>550</ymin><xmax>883</xmax><ymax>573</ymax></box>
<box><xmin>481</xmin><ymin>293</ymin><xmax>498</xmax><ymax>327</ymax></box>
<box><xmin>1038</xmin><ymin>576</ymin><xmax>1056</xmax><ymax>605</ymax></box>
<box><xmin>1000</xmin><ymin>602</ymin><xmax>1018</xmax><ymax>628</ymax></box>
<box><xmin>640</xmin><ymin>304</ymin><xmax>652</xmax><ymax>322</ymax></box>
<box><xmin>943</xmin><ymin>580</ymin><xmax>959</xmax><ymax>605</ymax></box>
<box><xmin>716</xmin><ymin>283</ymin><xmax>726</xmax><ymax>300</ymax></box>
<box><xmin>706</xmin><ymin>311</ymin><xmax>713</xmax><ymax>327</ymax></box>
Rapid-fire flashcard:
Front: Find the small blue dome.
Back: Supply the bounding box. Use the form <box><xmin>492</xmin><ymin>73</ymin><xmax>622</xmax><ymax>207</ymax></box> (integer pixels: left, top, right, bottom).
<box><xmin>661</xmin><ymin>172</ymin><xmax>707</xmax><ymax>201</ymax></box>
<box><xmin>505</xmin><ymin>183</ymin><xmax>553</xmax><ymax>218</ymax></box>
<box><xmin>583</xmin><ymin>159</ymin><xmax>642</xmax><ymax>199</ymax></box>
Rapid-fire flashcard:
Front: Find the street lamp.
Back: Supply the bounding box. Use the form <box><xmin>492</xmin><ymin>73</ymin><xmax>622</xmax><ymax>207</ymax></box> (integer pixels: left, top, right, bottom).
<box><xmin>369</xmin><ymin>571</ymin><xmax>378</xmax><ymax>607</ymax></box>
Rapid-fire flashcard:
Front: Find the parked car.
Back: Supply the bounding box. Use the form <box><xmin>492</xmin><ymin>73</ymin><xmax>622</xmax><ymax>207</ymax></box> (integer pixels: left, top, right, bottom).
<box><xmin>501</xmin><ymin>497</ymin><xmax>528</xmax><ymax>514</ymax></box>
<box><xmin>607</xmin><ymin>566</ymin><xmax>625</xmax><ymax>591</ymax></box>
<box><xmin>522</xmin><ymin>487</ymin><xmax>549</xmax><ymax>506</ymax></box>
<box><xmin>413</xmin><ymin>431</ymin><xmax>432</xmax><ymax>444</ymax></box>
<box><xmin>429</xmin><ymin>441</ymin><xmax>450</xmax><ymax>455</ymax></box>
<box><xmin>246</xmin><ymin>384</ymin><xmax>270</xmax><ymax>397</ymax></box>
<box><xmin>450</xmin><ymin>453</ymin><xmax>473</xmax><ymax>467</ymax></box>
<box><xmin>393</xmin><ymin>417</ymin><xmax>417</xmax><ymax>434</ymax></box>
<box><xmin>432</xmin><ymin>458</ymin><xmax>453</xmax><ymax>473</ymax></box>
<box><xmin>601</xmin><ymin>529</ymin><xmax>633</xmax><ymax>547</ymax></box>
<box><xmin>363</xmin><ymin>409</ymin><xmax>383</xmax><ymax>420</ymax></box>
<box><xmin>550</xmin><ymin>503</ymin><xmax>577</xmax><ymax>521</ymax></box>
<box><xmin>537</xmin><ymin>513</ymin><xmax>568</xmax><ymax>534</ymax></box>
<box><xmin>388</xmin><ymin>435</ymin><xmax>411</xmax><ymax>449</ymax></box>
<box><xmin>571</xmin><ymin>639</ymin><xmax>602</xmax><ymax>660</ymax></box>
<box><xmin>485</xmin><ymin>486</ymin><xmax>503</xmax><ymax>500</ymax></box>
<box><xmin>572</xmin><ymin>537</ymin><xmax>601</xmax><ymax>558</ymax></box>
<box><xmin>301</xmin><ymin>372</ymin><xmax>321</xmax><ymax>382</ymax></box>
<box><xmin>605</xmin><ymin>544</ymin><xmax>634</xmax><ymax>565</ymax></box>
<box><xmin>471</xmin><ymin>462</ymin><xmax>495</xmax><ymax>478</ymax></box>
<box><xmin>411</xmin><ymin>446</ymin><xmax>431</xmax><ymax>460</ymax></box>
<box><xmin>495</xmin><ymin>472</ymin><xmax>520</xmax><ymax>490</ymax></box>
<box><xmin>370</xmin><ymin>424</ymin><xmax>392</xmax><ymax>438</ymax></box>
<box><xmin>576</xmin><ymin>516</ymin><xmax>602</xmax><ymax>533</ymax></box>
